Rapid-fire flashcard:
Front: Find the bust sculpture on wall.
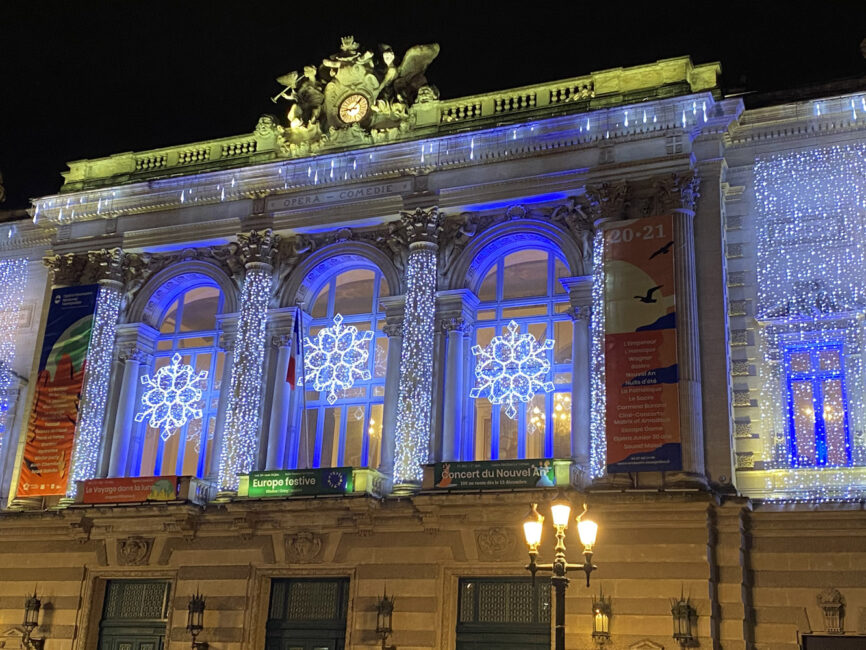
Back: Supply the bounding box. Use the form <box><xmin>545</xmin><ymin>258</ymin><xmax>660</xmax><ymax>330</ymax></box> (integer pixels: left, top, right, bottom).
<box><xmin>271</xmin><ymin>36</ymin><xmax>439</xmax><ymax>154</ymax></box>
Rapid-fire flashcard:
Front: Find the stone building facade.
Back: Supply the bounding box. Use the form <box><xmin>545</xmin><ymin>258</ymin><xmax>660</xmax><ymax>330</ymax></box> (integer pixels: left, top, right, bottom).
<box><xmin>0</xmin><ymin>41</ymin><xmax>864</xmax><ymax>650</ymax></box>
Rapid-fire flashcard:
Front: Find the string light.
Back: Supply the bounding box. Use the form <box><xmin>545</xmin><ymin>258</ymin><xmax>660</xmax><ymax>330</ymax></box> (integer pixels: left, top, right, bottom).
<box><xmin>135</xmin><ymin>353</ymin><xmax>208</xmax><ymax>441</ymax></box>
<box><xmin>66</xmin><ymin>282</ymin><xmax>122</xmax><ymax>497</ymax></box>
<box><xmin>304</xmin><ymin>313</ymin><xmax>374</xmax><ymax>404</ymax></box>
<box><xmin>590</xmin><ymin>229</ymin><xmax>606</xmax><ymax>478</ymax></box>
<box><xmin>0</xmin><ymin>258</ymin><xmax>27</xmax><ymax>462</ymax></box>
<box><xmin>469</xmin><ymin>320</ymin><xmax>555</xmax><ymax>419</ymax></box>
<box><xmin>754</xmin><ymin>144</ymin><xmax>866</xmax><ymax>502</ymax></box>
<box><xmin>218</xmin><ymin>264</ymin><xmax>271</xmax><ymax>491</ymax></box>
<box><xmin>393</xmin><ymin>244</ymin><xmax>437</xmax><ymax>487</ymax></box>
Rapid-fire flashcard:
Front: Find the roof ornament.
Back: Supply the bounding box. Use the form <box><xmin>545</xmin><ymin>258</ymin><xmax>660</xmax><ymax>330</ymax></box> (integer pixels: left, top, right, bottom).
<box><xmin>270</xmin><ymin>36</ymin><xmax>439</xmax><ymax>155</ymax></box>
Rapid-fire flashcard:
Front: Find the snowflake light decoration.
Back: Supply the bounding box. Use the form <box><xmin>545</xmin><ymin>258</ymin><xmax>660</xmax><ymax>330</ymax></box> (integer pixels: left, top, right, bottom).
<box><xmin>470</xmin><ymin>320</ymin><xmax>555</xmax><ymax>419</ymax></box>
<box><xmin>135</xmin><ymin>353</ymin><xmax>208</xmax><ymax>441</ymax></box>
<box><xmin>304</xmin><ymin>313</ymin><xmax>374</xmax><ymax>404</ymax></box>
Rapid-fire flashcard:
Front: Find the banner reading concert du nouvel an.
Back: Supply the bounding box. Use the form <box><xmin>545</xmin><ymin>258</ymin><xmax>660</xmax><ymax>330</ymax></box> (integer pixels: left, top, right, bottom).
<box><xmin>16</xmin><ymin>285</ymin><xmax>99</xmax><ymax>497</ymax></box>
<box><xmin>604</xmin><ymin>214</ymin><xmax>682</xmax><ymax>473</ymax></box>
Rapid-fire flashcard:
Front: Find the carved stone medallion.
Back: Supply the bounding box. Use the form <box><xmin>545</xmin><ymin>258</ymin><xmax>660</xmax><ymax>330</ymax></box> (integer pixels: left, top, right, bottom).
<box><xmin>117</xmin><ymin>536</ymin><xmax>153</xmax><ymax>566</ymax></box>
<box><xmin>475</xmin><ymin>527</ymin><xmax>516</xmax><ymax>561</ymax></box>
<box><xmin>285</xmin><ymin>531</ymin><xmax>324</xmax><ymax>563</ymax></box>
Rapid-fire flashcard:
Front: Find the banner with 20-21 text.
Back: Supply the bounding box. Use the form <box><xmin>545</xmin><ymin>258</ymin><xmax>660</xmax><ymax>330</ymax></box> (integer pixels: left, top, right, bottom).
<box><xmin>604</xmin><ymin>215</ymin><xmax>682</xmax><ymax>473</ymax></box>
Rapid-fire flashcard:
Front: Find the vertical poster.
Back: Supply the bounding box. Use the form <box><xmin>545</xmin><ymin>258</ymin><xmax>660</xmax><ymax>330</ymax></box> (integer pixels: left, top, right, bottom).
<box><xmin>16</xmin><ymin>285</ymin><xmax>98</xmax><ymax>497</ymax></box>
<box><xmin>604</xmin><ymin>215</ymin><xmax>682</xmax><ymax>472</ymax></box>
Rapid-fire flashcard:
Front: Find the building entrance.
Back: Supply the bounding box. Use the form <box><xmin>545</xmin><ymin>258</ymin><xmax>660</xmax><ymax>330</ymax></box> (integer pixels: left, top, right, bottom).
<box><xmin>265</xmin><ymin>578</ymin><xmax>349</xmax><ymax>650</ymax></box>
<box><xmin>456</xmin><ymin>577</ymin><xmax>551</xmax><ymax>650</ymax></box>
<box><xmin>97</xmin><ymin>580</ymin><xmax>170</xmax><ymax>650</ymax></box>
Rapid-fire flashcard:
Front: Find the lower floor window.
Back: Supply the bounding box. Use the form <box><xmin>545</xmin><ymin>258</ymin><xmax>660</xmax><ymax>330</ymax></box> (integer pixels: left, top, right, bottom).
<box><xmin>266</xmin><ymin>578</ymin><xmax>349</xmax><ymax>650</ymax></box>
<box><xmin>457</xmin><ymin>577</ymin><xmax>550</xmax><ymax>649</ymax></box>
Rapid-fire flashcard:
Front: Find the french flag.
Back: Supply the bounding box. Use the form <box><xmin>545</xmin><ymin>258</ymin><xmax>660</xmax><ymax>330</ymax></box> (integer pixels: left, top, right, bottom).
<box><xmin>286</xmin><ymin>309</ymin><xmax>303</xmax><ymax>388</ymax></box>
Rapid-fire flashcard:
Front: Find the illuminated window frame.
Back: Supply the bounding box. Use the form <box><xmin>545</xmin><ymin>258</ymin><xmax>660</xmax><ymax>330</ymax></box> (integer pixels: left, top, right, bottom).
<box><xmin>783</xmin><ymin>340</ymin><xmax>852</xmax><ymax>468</ymax></box>
<box><xmin>136</xmin><ymin>282</ymin><xmax>225</xmax><ymax>478</ymax></box>
<box><xmin>468</xmin><ymin>246</ymin><xmax>572</xmax><ymax>461</ymax></box>
<box><xmin>299</xmin><ymin>265</ymin><xmax>388</xmax><ymax>470</ymax></box>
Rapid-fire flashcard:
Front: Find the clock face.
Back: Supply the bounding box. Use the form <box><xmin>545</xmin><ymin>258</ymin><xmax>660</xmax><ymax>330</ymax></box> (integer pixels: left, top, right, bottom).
<box><xmin>338</xmin><ymin>94</ymin><xmax>369</xmax><ymax>124</ymax></box>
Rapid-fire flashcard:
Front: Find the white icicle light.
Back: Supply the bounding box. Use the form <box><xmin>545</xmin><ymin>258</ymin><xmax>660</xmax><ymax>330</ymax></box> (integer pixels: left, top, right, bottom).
<box><xmin>393</xmin><ymin>246</ymin><xmax>437</xmax><ymax>486</ymax></box>
<box><xmin>66</xmin><ymin>283</ymin><xmax>122</xmax><ymax>497</ymax></box>
<box><xmin>753</xmin><ymin>143</ymin><xmax>866</xmax><ymax>502</ymax></box>
<box><xmin>218</xmin><ymin>265</ymin><xmax>271</xmax><ymax>491</ymax></box>
<box><xmin>590</xmin><ymin>229</ymin><xmax>607</xmax><ymax>478</ymax></box>
<box><xmin>0</xmin><ymin>258</ymin><xmax>27</xmax><ymax>461</ymax></box>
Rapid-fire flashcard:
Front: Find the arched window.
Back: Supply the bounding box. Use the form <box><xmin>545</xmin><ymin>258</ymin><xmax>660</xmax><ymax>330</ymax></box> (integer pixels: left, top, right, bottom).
<box><xmin>136</xmin><ymin>284</ymin><xmax>225</xmax><ymax>477</ymax></box>
<box><xmin>298</xmin><ymin>266</ymin><xmax>389</xmax><ymax>469</ymax></box>
<box><xmin>469</xmin><ymin>247</ymin><xmax>573</xmax><ymax>460</ymax></box>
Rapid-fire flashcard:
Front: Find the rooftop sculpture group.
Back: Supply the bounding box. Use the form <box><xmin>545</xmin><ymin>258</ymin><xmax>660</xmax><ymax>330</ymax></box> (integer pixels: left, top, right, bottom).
<box><xmin>266</xmin><ymin>36</ymin><xmax>440</xmax><ymax>155</ymax></box>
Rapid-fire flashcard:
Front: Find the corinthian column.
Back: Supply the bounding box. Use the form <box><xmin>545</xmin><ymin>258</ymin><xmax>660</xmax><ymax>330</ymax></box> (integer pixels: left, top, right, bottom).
<box><xmin>218</xmin><ymin>230</ymin><xmax>280</xmax><ymax>492</ymax></box>
<box><xmin>391</xmin><ymin>207</ymin><xmax>443</xmax><ymax>493</ymax></box>
<box><xmin>559</xmin><ymin>277</ymin><xmax>592</xmax><ymax>486</ymax></box>
<box><xmin>66</xmin><ymin>248</ymin><xmax>125</xmax><ymax>498</ymax></box>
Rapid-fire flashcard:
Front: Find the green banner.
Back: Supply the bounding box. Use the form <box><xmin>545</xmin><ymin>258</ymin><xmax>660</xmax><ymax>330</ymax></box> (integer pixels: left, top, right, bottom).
<box><xmin>246</xmin><ymin>468</ymin><xmax>354</xmax><ymax>497</ymax></box>
<box><xmin>432</xmin><ymin>459</ymin><xmax>557</xmax><ymax>490</ymax></box>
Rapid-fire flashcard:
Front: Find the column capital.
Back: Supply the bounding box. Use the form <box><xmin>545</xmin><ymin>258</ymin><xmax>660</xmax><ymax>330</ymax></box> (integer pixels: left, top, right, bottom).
<box><xmin>394</xmin><ymin>206</ymin><xmax>444</xmax><ymax>245</ymax></box>
<box><xmin>644</xmin><ymin>171</ymin><xmax>701</xmax><ymax>217</ymax></box>
<box><xmin>238</xmin><ymin>229</ymin><xmax>280</xmax><ymax>268</ymax></box>
<box><xmin>118</xmin><ymin>343</ymin><xmax>152</xmax><ymax>364</ymax></box>
<box><xmin>382</xmin><ymin>322</ymin><xmax>403</xmax><ymax>338</ymax></box>
<box><xmin>584</xmin><ymin>180</ymin><xmax>630</xmax><ymax>223</ymax></box>
<box><xmin>567</xmin><ymin>305</ymin><xmax>592</xmax><ymax>322</ymax></box>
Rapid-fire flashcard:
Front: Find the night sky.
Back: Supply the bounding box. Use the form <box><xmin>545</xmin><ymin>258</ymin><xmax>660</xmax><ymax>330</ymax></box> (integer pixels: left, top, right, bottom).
<box><xmin>1</xmin><ymin>0</ymin><xmax>865</xmax><ymax>210</ymax></box>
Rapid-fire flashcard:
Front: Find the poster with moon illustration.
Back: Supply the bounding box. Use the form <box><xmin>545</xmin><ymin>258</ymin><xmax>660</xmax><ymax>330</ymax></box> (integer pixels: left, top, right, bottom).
<box><xmin>603</xmin><ymin>214</ymin><xmax>682</xmax><ymax>473</ymax></box>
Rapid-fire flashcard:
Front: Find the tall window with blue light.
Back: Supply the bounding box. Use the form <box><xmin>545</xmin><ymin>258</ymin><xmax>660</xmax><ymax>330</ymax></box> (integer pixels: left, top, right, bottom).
<box><xmin>138</xmin><ymin>284</ymin><xmax>225</xmax><ymax>477</ymax></box>
<box><xmin>300</xmin><ymin>267</ymin><xmax>389</xmax><ymax>469</ymax></box>
<box><xmin>470</xmin><ymin>247</ymin><xmax>572</xmax><ymax>460</ymax></box>
<box><xmin>783</xmin><ymin>341</ymin><xmax>851</xmax><ymax>467</ymax></box>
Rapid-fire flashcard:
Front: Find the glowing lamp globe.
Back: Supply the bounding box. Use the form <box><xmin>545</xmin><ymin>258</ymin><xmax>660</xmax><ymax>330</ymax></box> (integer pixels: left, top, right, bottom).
<box><xmin>578</xmin><ymin>518</ymin><xmax>598</xmax><ymax>550</ymax></box>
<box><xmin>550</xmin><ymin>500</ymin><xmax>572</xmax><ymax>528</ymax></box>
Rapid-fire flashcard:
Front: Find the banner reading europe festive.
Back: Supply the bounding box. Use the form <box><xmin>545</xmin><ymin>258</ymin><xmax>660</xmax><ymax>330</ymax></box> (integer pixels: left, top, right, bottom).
<box><xmin>604</xmin><ymin>215</ymin><xmax>682</xmax><ymax>472</ymax></box>
<box><xmin>16</xmin><ymin>285</ymin><xmax>99</xmax><ymax>497</ymax></box>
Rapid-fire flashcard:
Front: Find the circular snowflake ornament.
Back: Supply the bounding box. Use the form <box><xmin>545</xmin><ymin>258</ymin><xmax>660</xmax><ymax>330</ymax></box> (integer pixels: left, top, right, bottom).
<box><xmin>470</xmin><ymin>320</ymin><xmax>555</xmax><ymax>419</ymax></box>
<box><xmin>135</xmin><ymin>353</ymin><xmax>208</xmax><ymax>441</ymax></box>
<box><xmin>304</xmin><ymin>313</ymin><xmax>374</xmax><ymax>404</ymax></box>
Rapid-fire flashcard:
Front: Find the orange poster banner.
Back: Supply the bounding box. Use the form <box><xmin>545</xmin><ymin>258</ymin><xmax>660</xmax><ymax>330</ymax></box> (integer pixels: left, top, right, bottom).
<box><xmin>16</xmin><ymin>285</ymin><xmax>98</xmax><ymax>497</ymax></box>
<box><xmin>603</xmin><ymin>215</ymin><xmax>682</xmax><ymax>472</ymax></box>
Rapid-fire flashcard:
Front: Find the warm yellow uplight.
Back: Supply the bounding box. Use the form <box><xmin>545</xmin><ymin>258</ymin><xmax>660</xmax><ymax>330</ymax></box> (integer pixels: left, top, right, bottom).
<box><xmin>523</xmin><ymin>504</ymin><xmax>544</xmax><ymax>548</ymax></box>
<box><xmin>550</xmin><ymin>499</ymin><xmax>572</xmax><ymax>528</ymax></box>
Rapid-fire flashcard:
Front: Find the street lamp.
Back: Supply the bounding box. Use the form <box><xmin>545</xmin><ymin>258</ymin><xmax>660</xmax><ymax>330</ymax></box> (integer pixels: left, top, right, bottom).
<box><xmin>523</xmin><ymin>499</ymin><xmax>598</xmax><ymax>650</ymax></box>
<box><xmin>186</xmin><ymin>591</ymin><xmax>208</xmax><ymax>649</ymax></box>
<box><xmin>22</xmin><ymin>591</ymin><xmax>45</xmax><ymax>650</ymax></box>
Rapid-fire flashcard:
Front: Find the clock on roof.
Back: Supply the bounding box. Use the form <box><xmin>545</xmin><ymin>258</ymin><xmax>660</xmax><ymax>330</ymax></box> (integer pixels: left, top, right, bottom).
<box><xmin>338</xmin><ymin>93</ymin><xmax>370</xmax><ymax>124</ymax></box>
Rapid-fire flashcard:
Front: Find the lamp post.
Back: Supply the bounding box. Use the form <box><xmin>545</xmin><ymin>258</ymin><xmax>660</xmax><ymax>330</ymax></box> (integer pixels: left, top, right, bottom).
<box><xmin>523</xmin><ymin>499</ymin><xmax>598</xmax><ymax>650</ymax></box>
